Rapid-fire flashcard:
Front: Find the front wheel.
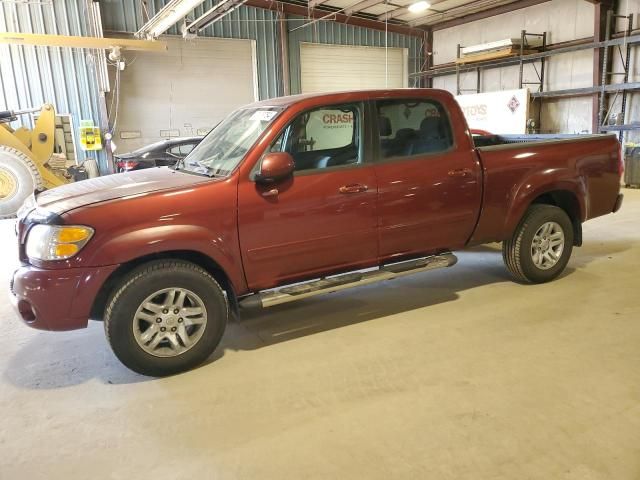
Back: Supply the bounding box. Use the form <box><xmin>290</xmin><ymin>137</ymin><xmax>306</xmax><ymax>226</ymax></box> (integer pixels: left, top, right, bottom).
<box><xmin>502</xmin><ymin>204</ymin><xmax>574</xmax><ymax>283</ymax></box>
<box><xmin>104</xmin><ymin>260</ymin><xmax>228</xmax><ymax>376</ymax></box>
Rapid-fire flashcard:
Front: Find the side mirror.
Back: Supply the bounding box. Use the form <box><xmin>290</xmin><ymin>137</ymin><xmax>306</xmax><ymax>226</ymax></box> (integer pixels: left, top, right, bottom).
<box><xmin>256</xmin><ymin>152</ymin><xmax>295</xmax><ymax>183</ymax></box>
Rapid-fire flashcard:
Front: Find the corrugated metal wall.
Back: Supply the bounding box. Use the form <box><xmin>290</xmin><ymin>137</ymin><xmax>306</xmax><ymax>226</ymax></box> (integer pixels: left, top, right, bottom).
<box><xmin>287</xmin><ymin>15</ymin><xmax>424</xmax><ymax>94</ymax></box>
<box><xmin>100</xmin><ymin>1</ymin><xmax>424</xmax><ymax>99</ymax></box>
<box><xmin>0</xmin><ymin>0</ymin><xmax>106</xmax><ymax>166</ymax></box>
<box><xmin>101</xmin><ymin>1</ymin><xmax>283</xmax><ymax>99</ymax></box>
<box><xmin>1</xmin><ymin>0</ymin><xmax>424</xmax><ymax>171</ymax></box>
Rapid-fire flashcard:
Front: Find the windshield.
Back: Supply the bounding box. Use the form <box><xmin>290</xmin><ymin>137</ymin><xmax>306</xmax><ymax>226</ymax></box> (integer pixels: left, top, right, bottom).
<box><xmin>178</xmin><ymin>106</ymin><xmax>283</xmax><ymax>176</ymax></box>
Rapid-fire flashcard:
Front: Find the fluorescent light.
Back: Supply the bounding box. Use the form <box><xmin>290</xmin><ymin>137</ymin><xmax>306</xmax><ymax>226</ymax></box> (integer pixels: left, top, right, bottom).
<box><xmin>408</xmin><ymin>1</ymin><xmax>430</xmax><ymax>13</ymax></box>
<box><xmin>135</xmin><ymin>0</ymin><xmax>206</xmax><ymax>39</ymax></box>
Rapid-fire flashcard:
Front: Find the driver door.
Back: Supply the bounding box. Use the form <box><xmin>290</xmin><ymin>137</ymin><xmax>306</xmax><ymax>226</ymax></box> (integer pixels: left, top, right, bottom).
<box><xmin>237</xmin><ymin>102</ymin><xmax>379</xmax><ymax>291</ymax></box>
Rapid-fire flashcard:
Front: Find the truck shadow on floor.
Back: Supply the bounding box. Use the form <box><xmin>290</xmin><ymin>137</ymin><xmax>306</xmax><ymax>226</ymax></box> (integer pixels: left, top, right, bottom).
<box><xmin>4</xmin><ymin>249</ymin><xmax>511</xmax><ymax>389</ymax></box>
<box><xmin>4</xmin><ymin>240</ymin><xmax>631</xmax><ymax>390</ymax></box>
<box><xmin>218</xmin><ymin>249</ymin><xmax>550</xmax><ymax>354</ymax></box>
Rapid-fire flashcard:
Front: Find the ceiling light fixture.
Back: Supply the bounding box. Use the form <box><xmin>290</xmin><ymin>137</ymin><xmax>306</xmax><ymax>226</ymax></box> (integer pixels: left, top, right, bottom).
<box><xmin>135</xmin><ymin>0</ymin><xmax>206</xmax><ymax>39</ymax></box>
<box><xmin>408</xmin><ymin>1</ymin><xmax>430</xmax><ymax>13</ymax></box>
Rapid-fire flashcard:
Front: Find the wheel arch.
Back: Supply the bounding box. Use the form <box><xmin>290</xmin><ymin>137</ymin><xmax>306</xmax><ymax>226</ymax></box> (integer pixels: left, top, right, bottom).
<box><xmin>90</xmin><ymin>250</ymin><xmax>239</xmax><ymax>322</ymax></box>
<box><xmin>530</xmin><ymin>190</ymin><xmax>583</xmax><ymax>246</ymax></box>
<box><xmin>505</xmin><ymin>183</ymin><xmax>585</xmax><ymax>247</ymax></box>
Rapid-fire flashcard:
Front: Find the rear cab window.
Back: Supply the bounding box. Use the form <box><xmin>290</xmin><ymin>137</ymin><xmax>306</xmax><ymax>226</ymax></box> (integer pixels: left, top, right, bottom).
<box><xmin>376</xmin><ymin>98</ymin><xmax>454</xmax><ymax>159</ymax></box>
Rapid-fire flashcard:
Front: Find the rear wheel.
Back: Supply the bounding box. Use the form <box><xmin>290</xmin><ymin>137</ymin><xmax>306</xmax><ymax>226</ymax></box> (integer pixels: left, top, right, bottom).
<box><xmin>104</xmin><ymin>260</ymin><xmax>228</xmax><ymax>376</ymax></box>
<box><xmin>0</xmin><ymin>146</ymin><xmax>43</xmax><ymax>218</ymax></box>
<box><xmin>502</xmin><ymin>204</ymin><xmax>574</xmax><ymax>283</ymax></box>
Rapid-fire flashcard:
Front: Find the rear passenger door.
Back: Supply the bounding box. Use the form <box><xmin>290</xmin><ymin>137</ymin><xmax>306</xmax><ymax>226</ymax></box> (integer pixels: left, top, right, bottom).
<box><xmin>373</xmin><ymin>97</ymin><xmax>482</xmax><ymax>260</ymax></box>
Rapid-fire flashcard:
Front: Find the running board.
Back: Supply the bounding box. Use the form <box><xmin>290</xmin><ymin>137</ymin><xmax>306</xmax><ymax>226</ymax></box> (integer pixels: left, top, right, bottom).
<box><xmin>239</xmin><ymin>253</ymin><xmax>458</xmax><ymax>309</ymax></box>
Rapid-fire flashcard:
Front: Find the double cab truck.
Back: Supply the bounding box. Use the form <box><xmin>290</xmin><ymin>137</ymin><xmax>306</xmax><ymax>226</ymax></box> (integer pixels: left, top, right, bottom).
<box><xmin>10</xmin><ymin>89</ymin><xmax>624</xmax><ymax>376</ymax></box>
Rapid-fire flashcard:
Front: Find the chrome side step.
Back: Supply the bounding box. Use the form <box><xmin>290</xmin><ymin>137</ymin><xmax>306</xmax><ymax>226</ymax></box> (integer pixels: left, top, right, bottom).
<box><xmin>239</xmin><ymin>252</ymin><xmax>458</xmax><ymax>309</ymax></box>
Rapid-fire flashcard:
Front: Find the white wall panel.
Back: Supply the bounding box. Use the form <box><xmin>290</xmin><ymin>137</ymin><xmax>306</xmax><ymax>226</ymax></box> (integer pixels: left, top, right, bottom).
<box><xmin>115</xmin><ymin>36</ymin><xmax>258</xmax><ymax>152</ymax></box>
<box><xmin>299</xmin><ymin>43</ymin><xmax>408</xmax><ymax>93</ymax></box>
<box><xmin>433</xmin><ymin>0</ymin><xmax>593</xmax><ymax>64</ymax></box>
<box><xmin>432</xmin><ymin>0</ymin><xmax>596</xmax><ymax>134</ymax></box>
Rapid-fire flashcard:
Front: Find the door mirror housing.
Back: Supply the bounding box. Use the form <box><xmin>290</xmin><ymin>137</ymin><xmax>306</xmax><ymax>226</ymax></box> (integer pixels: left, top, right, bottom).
<box><xmin>256</xmin><ymin>152</ymin><xmax>295</xmax><ymax>183</ymax></box>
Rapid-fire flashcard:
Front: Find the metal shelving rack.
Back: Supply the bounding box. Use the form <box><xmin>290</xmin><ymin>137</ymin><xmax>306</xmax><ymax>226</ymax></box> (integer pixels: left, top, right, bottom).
<box><xmin>597</xmin><ymin>11</ymin><xmax>636</xmax><ymax>142</ymax></box>
<box><xmin>454</xmin><ymin>43</ymin><xmax>481</xmax><ymax>95</ymax></box>
<box><xmin>454</xmin><ymin>30</ymin><xmax>546</xmax><ymax>96</ymax></box>
<box><xmin>518</xmin><ymin>31</ymin><xmax>547</xmax><ymax>93</ymax></box>
<box><xmin>412</xmin><ymin>22</ymin><xmax>640</xmax><ymax>137</ymax></box>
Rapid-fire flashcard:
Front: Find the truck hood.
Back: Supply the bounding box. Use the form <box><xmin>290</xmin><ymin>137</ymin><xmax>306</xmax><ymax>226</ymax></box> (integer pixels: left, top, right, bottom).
<box><xmin>36</xmin><ymin>167</ymin><xmax>211</xmax><ymax>215</ymax></box>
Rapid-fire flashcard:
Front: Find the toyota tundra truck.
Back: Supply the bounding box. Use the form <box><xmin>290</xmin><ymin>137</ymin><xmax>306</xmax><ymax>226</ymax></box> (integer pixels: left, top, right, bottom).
<box><xmin>10</xmin><ymin>89</ymin><xmax>624</xmax><ymax>376</ymax></box>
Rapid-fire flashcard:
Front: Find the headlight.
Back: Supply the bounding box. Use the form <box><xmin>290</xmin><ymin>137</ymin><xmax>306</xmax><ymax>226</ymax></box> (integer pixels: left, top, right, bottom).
<box><xmin>26</xmin><ymin>225</ymin><xmax>94</xmax><ymax>261</ymax></box>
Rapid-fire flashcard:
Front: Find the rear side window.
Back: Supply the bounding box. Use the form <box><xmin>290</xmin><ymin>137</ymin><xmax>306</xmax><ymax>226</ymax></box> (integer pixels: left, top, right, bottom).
<box><xmin>169</xmin><ymin>143</ymin><xmax>197</xmax><ymax>157</ymax></box>
<box><xmin>270</xmin><ymin>103</ymin><xmax>361</xmax><ymax>171</ymax></box>
<box><xmin>178</xmin><ymin>143</ymin><xmax>196</xmax><ymax>155</ymax></box>
<box><xmin>376</xmin><ymin>99</ymin><xmax>453</xmax><ymax>159</ymax></box>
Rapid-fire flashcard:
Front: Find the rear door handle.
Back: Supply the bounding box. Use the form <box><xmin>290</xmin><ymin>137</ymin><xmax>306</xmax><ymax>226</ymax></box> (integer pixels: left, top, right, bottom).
<box><xmin>339</xmin><ymin>184</ymin><xmax>368</xmax><ymax>194</ymax></box>
<box><xmin>448</xmin><ymin>168</ymin><xmax>472</xmax><ymax>177</ymax></box>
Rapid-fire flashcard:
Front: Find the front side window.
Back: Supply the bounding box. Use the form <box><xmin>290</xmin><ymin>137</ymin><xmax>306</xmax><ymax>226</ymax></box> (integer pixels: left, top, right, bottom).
<box><xmin>270</xmin><ymin>103</ymin><xmax>361</xmax><ymax>171</ymax></box>
<box><xmin>180</xmin><ymin>106</ymin><xmax>283</xmax><ymax>176</ymax></box>
<box><xmin>377</xmin><ymin>99</ymin><xmax>453</xmax><ymax>159</ymax></box>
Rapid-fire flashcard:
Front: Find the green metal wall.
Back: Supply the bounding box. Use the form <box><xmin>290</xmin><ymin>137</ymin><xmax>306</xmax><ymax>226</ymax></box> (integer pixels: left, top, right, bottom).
<box><xmin>101</xmin><ymin>1</ymin><xmax>284</xmax><ymax>100</ymax></box>
<box><xmin>0</xmin><ymin>0</ymin><xmax>107</xmax><ymax>167</ymax></box>
<box><xmin>100</xmin><ymin>1</ymin><xmax>424</xmax><ymax>99</ymax></box>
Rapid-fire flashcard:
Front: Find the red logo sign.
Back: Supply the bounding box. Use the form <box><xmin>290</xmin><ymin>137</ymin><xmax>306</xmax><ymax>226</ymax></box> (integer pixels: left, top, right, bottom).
<box><xmin>507</xmin><ymin>96</ymin><xmax>520</xmax><ymax>113</ymax></box>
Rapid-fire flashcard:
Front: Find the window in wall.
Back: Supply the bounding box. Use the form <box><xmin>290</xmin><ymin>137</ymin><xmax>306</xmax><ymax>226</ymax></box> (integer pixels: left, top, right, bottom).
<box><xmin>271</xmin><ymin>103</ymin><xmax>361</xmax><ymax>171</ymax></box>
<box><xmin>376</xmin><ymin>99</ymin><xmax>453</xmax><ymax>159</ymax></box>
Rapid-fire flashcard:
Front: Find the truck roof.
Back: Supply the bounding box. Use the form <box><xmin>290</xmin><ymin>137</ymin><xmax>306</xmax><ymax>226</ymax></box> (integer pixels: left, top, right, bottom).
<box><xmin>248</xmin><ymin>88</ymin><xmax>453</xmax><ymax>109</ymax></box>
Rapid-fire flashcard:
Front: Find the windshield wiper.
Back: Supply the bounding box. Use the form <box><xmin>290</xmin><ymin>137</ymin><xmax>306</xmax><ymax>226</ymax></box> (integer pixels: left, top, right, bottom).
<box><xmin>173</xmin><ymin>157</ymin><xmax>185</xmax><ymax>171</ymax></box>
<box><xmin>192</xmin><ymin>161</ymin><xmax>227</xmax><ymax>177</ymax></box>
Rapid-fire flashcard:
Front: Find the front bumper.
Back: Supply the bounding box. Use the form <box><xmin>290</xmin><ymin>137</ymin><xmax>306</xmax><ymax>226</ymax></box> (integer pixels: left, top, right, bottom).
<box><xmin>10</xmin><ymin>264</ymin><xmax>119</xmax><ymax>331</ymax></box>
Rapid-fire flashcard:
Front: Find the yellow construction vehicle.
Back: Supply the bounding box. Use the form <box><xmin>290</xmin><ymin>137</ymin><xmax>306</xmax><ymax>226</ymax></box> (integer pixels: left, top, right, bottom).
<box><xmin>0</xmin><ymin>32</ymin><xmax>167</xmax><ymax>218</ymax></box>
<box><xmin>0</xmin><ymin>104</ymin><xmax>98</xmax><ymax>218</ymax></box>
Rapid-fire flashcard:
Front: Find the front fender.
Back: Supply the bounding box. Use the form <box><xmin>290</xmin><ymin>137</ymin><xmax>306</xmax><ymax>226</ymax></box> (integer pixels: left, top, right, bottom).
<box><xmin>80</xmin><ymin>224</ymin><xmax>247</xmax><ymax>294</ymax></box>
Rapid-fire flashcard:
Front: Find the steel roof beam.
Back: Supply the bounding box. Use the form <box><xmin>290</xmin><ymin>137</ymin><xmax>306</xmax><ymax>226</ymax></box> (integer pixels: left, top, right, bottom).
<box><xmin>244</xmin><ymin>0</ymin><xmax>428</xmax><ymax>36</ymax></box>
<box><xmin>309</xmin><ymin>0</ymin><xmax>332</xmax><ymax>8</ymax></box>
<box><xmin>0</xmin><ymin>32</ymin><xmax>167</xmax><ymax>51</ymax></box>
<box><xmin>415</xmin><ymin>0</ymin><xmax>551</xmax><ymax>29</ymax></box>
<box><xmin>344</xmin><ymin>0</ymin><xmax>385</xmax><ymax>16</ymax></box>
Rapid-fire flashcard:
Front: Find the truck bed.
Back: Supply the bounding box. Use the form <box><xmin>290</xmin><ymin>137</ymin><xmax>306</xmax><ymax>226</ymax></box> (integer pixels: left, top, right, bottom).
<box><xmin>473</xmin><ymin>133</ymin><xmax>613</xmax><ymax>149</ymax></box>
<box><xmin>468</xmin><ymin>133</ymin><xmax>622</xmax><ymax>246</ymax></box>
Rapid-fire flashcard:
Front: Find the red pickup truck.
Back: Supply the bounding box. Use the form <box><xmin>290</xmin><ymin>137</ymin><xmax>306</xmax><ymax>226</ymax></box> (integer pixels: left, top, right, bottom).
<box><xmin>10</xmin><ymin>89</ymin><xmax>623</xmax><ymax>376</ymax></box>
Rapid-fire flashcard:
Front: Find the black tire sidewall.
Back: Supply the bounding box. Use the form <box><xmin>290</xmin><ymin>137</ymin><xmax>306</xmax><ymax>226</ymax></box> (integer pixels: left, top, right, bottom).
<box><xmin>518</xmin><ymin>206</ymin><xmax>574</xmax><ymax>283</ymax></box>
<box><xmin>106</xmin><ymin>262</ymin><xmax>227</xmax><ymax>376</ymax></box>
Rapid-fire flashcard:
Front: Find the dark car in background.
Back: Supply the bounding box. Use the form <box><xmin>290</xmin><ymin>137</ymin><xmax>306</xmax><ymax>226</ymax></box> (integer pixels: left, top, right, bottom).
<box><xmin>114</xmin><ymin>136</ymin><xmax>203</xmax><ymax>172</ymax></box>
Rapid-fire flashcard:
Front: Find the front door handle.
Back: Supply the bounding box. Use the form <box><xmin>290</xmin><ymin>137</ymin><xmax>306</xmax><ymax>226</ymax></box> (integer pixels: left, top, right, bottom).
<box><xmin>448</xmin><ymin>168</ymin><xmax>472</xmax><ymax>177</ymax></box>
<box><xmin>339</xmin><ymin>184</ymin><xmax>368</xmax><ymax>194</ymax></box>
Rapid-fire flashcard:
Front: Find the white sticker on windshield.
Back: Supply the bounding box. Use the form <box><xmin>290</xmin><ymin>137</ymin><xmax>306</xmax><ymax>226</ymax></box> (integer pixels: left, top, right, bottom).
<box><xmin>250</xmin><ymin>110</ymin><xmax>278</xmax><ymax>122</ymax></box>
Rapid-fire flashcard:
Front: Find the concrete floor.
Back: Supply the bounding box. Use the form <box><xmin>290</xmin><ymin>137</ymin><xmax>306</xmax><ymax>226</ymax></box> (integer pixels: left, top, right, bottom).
<box><xmin>1</xmin><ymin>191</ymin><xmax>639</xmax><ymax>480</ymax></box>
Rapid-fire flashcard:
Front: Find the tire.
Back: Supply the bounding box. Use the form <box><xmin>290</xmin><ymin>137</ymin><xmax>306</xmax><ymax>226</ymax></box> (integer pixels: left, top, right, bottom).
<box><xmin>0</xmin><ymin>146</ymin><xmax>43</xmax><ymax>219</ymax></box>
<box><xmin>82</xmin><ymin>159</ymin><xmax>99</xmax><ymax>178</ymax></box>
<box><xmin>502</xmin><ymin>204</ymin><xmax>574</xmax><ymax>284</ymax></box>
<box><xmin>104</xmin><ymin>260</ymin><xmax>228</xmax><ymax>376</ymax></box>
